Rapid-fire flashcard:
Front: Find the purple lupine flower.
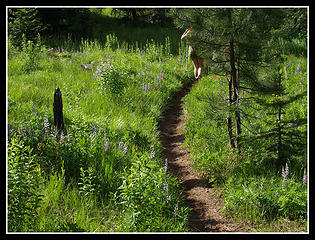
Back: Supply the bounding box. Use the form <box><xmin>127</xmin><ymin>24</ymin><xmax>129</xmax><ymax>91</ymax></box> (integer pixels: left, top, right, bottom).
<box><xmin>60</xmin><ymin>131</ymin><xmax>65</xmax><ymax>144</ymax></box>
<box><xmin>286</xmin><ymin>61</ymin><xmax>291</xmax><ymax>68</ymax></box>
<box><xmin>148</xmin><ymin>82</ymin><xmax>151</xmax><ymax>91</ymax></box>
<box><xmin>119</xmin><ymin>141</ymin><xmax>124</xmax><ymax>150</ymax></box>
<box><xmin>282</xmin><ymin>163</ymin><xmax>289</xmax><ymax>189</ymax></box>
<box><xmin>285</xmin><ymin>163</ymin><xmax>289</xmax><ymax>176</ymax></box>
<box><xmin>166</xmin><ymin>194</ymin><xmax>171</xmax><ymax>203</ymax></box>
<box><xmin>150</xmin><ymin>144</ymin><xmax>155</xmax><ymax>158</ymax></box>
<box><xmin>275</xmin><ymin>191</ymin><xmax>278</xmax><ymax>197</ymax></box>
<box><xmin>163</xmin><ymin>181</ymin><xmax>168</xmax><ymax>192</ymax></box>
<box><xmin>123</xmin><ymin>145</ymin><xmax>128</xmax><ymax>154</ymax></box>
<box><xmin>92</xmin><ymin>126</ymin><xmax>97</xmax><ymax>138</ymax></box>
<box><xmin>83</xmin><ymin>50</ymin><xmax>87</xmax><ymax>56</ymax></box>
<box><xmin>66</xmin><ymin>133</ymin><xmax>72</xmax><ymax>142</ymax></box>
<box><xmin>104</xmin><ymin>141</ymin><xmax>109</xmax><ymax>152</ymax></box>
<box><xmin>163</xmin><ymin>179</ymin><xmax>171</xmax><ymax>203</ymax></box>
<box><xmin>173</xmin><ymin>203</ymin><xmax>179</xmax><ymax>215</ymax></box>
<box><xmin>43</xmin><ymin>117</ymin><xmax>49</xmax><ymax>135</ymax></box>
<box><xmin>297</xmin><ymin>61</ymin><xmax>300</xmax><ymax>72</ymax></box>
<box><xmin>163</xmin><ymin>158</ymin><xmax>168</xmax><ymax>174</ymax></box>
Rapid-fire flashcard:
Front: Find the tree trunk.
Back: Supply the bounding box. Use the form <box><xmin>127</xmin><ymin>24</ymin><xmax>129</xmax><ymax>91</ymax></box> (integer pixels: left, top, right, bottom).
<box><xmin>53</xmin><ymin>88</ymin><xmax>64</xmax><ymax>132</ymax></box>
<box><xmin>227</xmin><ymin>9</ymin><xmax>242</xmax><ymax>151</ymax></box>
<box><xmin>227</xmin><ymin>78</ymin><xmax>235</xmax><ymax>148</ymax></box>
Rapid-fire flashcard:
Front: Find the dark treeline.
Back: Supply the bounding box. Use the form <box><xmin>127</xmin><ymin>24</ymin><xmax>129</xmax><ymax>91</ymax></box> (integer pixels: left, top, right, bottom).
<box><xmin>8</xmin><ymin>8</ymin><xmax>174</xmax><ymax>48</ymax></box>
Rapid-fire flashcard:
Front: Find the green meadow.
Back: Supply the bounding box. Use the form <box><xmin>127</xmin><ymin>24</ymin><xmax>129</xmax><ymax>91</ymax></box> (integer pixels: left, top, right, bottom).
<box><xmin>7</xmin><ymin>8</ymin><xmax>308</xmax><ymax>232</ymax></box>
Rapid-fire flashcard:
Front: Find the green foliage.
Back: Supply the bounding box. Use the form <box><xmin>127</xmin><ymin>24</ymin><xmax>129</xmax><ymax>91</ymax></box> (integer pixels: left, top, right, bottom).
<box><xmin>223</xmin><ymin>174</ymin><xmax>307</xmax><ymax>222</ymax></box>
<box><xmin>8</xmin><ymin>135</ymin><xmax>43</xmax><ymax>232</ymax></box>
<box><xmin>111</xmin><ymin>8</ymin><xmax>173</xmax><ymax>26</ymax></box>
<box><xmin>271</xmin><ymin>37</ymin><xmax>307</xmax><ymax>56</ymax></box>
<box><xmin>78</xmin><ymin>167</ymin><xmax>99</xmax><ymax>198</ymax></box>
<box><xmin>182</xmin><ymin>52</ymin><xmax>307</xmax><ymax>229</ymax></box>
<box><xmin>117</xmin><ymin>157</ymin><xmax>189</xmax><ymax>232</ymax></box>
<box><xmin>271</xmin><ymin>8</ymin><xmax>307</xmax><ymax>41</ymax></box>
<box><xmin>7</xmin><ymin>8</ymin><xmax>308</xmax><ymax>232</ymax></box>
<box><xmin>21</xmin><ymin>34</ymin><xmax>45</xmax><ymax>73</ymax></box>
<box><xmin>8</xmin><ymin>8</ymin><xmax>47</xmax><ymax>48</ymax></box>
<box><xmin>7</xmin><ymin>27</ymin><xmax>190</xmax><ymax>232</ymax></box>
<box><xmin>241</xmin><ymin>55</ymin><xmax>307</xmax><ymax>173</ymax></box>
<box><xmin>182</xmin><ymin>74</ymin><xmax>238</xmax><ymax>183</ymax></box>
<box><xmin>95</xmin><ymin>62</ymin><xmax>128</xmax><ymax>96</ymax></box>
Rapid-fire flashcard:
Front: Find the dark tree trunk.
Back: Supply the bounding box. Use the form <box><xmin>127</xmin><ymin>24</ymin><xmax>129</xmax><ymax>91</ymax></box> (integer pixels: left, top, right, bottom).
<box><xmin>227</xmin><ymin>9</ymin><xmax>242</xmax><ymax>151</ymax></box>
<box><xmin>131</xmin><ymin>9</ymin><xmax>137</xmax><ymax>22</ymax></box>
<box><xmin>53</xmin><ymin>88</ymin><xmax>64</xmax><ymax>132</ymax></box>
<box><xmin>227</xmin><ymin>78</ymin><xmax>235</xmax><ymax>148</ymax></box>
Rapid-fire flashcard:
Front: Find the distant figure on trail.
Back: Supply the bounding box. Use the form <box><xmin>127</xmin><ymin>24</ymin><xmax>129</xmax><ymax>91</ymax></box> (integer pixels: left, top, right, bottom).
<box><xmin>181</xmin><ymin>26</ymin><xmax>204</xmax><ymax>79</ymax></box>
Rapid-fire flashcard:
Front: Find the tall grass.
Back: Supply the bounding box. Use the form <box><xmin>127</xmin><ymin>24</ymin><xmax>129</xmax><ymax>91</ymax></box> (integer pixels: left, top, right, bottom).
<box><xmin>7</xmin><ymin>28</ymin><xmax>191</xmax><ymax>232</ymax></box>
<box><xmin>182</xmin><ymin>54</ymin><xmax>308</xmax><ymax>231</ymax></box>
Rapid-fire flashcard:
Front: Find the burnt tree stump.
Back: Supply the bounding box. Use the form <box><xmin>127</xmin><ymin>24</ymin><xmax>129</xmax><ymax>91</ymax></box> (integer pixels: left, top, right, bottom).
<box><xmin>53</xmin><ymin>88</ymin><xmax>64</xmax><ymax>132</ymax></box>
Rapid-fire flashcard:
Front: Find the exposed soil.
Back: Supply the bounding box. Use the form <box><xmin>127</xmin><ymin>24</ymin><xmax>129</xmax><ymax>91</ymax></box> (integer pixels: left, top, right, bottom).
<box><xmin>159</xmin><ymin>80</ymin><xmax>245</xmax><ymax>232</ymax></box>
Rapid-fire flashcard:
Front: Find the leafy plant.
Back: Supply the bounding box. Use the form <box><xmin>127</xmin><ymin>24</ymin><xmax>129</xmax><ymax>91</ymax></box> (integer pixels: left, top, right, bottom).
<box><xmin>21</xmin><ymin>34</ymin><xmax>44</xmax><ymax>73</ymax></box>
<box><xmin>8</xmin><ymin>134</ymin><xmax>43</xmax><ymax>231</ymax></box>
<box><xmin>78</xmin><ymin>167</ymin><xmax>99</xmax><ymax>198</ymax></box>
<box><xmin>94</xmin><ymin>62</ymin><xmax>128</xmax><ymax>96</ymax></box>
<box><xmin>118</xmin><ymin>156</ymin><xmax>189</xmax><ymax>232</ymax></box>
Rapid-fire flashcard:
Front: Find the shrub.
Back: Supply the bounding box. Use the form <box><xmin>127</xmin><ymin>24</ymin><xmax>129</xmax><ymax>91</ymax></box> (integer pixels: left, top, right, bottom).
<box><xmin>94</xmin><ymin>62</ymin><xmax>128</xmax><ymax>96</ymax></box>
<box><xmin>117</xmin><ymin>156</ymin><xmax>189</xmax><ymax>232</ymax></box>
<box><xmin>8</xmin><ymin>134</ymin><xmax>43</xmax><ymax>231</ymax></box>
<box><xmin>21</xmin><ymin>34</ymin><xmax>45</xmax><ymax>73</ymax></box>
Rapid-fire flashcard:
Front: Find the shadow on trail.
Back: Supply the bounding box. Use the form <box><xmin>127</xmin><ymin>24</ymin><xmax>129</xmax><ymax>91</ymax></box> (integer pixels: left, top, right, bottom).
<box><xmin>158</xmin><ymin>76</ymin><xmax>245</xmax><ymax>232</ymax></box>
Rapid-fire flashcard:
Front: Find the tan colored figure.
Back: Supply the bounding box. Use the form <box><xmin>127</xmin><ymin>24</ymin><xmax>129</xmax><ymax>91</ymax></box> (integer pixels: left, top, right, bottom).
<box><xmin>181</xmin><ymin>27</ymin><xmax>204</xmax><ymax>79</ymax></box>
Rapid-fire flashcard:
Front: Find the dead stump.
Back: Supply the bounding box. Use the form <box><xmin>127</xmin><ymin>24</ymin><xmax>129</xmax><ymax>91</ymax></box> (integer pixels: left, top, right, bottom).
<box><xmin>53</xmin><ymin>88</ymin><xmax>64</xmax><ymax>132</ymax></box>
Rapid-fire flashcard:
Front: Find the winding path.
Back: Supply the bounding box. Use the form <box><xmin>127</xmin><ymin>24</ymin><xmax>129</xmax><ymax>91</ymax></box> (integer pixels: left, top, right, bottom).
<box><xmin>159</xmin><ymin>79</ymin><xmax>245</xmax><ymax>232</ymax></box>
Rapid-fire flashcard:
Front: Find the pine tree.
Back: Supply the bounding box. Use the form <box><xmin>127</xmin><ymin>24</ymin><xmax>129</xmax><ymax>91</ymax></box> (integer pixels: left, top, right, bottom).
<box><xmin>171</xmin><ymin>8</ymin><xmax>284</xmax><ymax>151</ymax></box>
<box><xmin>245</xmin><ymin>55</ymin><xmax>307</xmax><ymax>171</ymax></box>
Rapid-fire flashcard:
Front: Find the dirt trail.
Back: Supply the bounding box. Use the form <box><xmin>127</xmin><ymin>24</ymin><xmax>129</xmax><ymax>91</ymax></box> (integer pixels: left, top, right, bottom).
<box><xmin>159</xmin><ymin>80</ymin><xmax>245</xmax><ymax>232</ymax></box>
